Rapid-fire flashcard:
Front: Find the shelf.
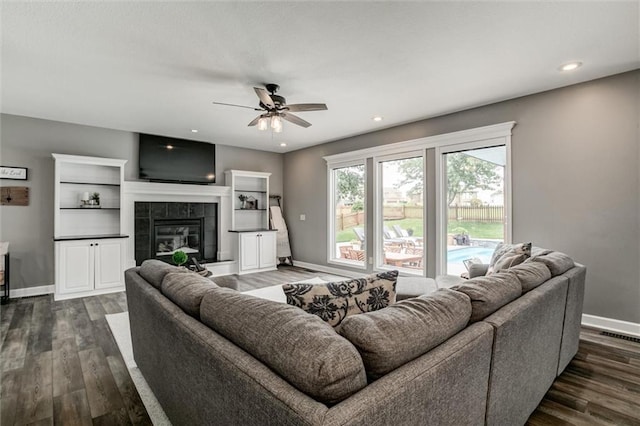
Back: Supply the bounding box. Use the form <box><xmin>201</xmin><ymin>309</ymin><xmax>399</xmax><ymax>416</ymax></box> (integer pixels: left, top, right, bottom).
<box><xmin>61</xmin><ymin>208</ymin><xmax>120</xmax><ymax>210</ymax></box>
<box><xmin>235</xmin><ymin>208</ymin><xmax>267</xmax><ymax>211</ymax></box>
<box><xmin>235</xmin><ymin>189</ymin><xmax>267</xmax><ymax>194</ymax></box>
<box><xmin>60</xmin><ymin>181</ymin><xmax>121</xmax><ymax>187</ymax></box>
<box><xmin>54</xmin><ymin>234</ymin><xmax>129</xmax><ymax>242</ymax></box>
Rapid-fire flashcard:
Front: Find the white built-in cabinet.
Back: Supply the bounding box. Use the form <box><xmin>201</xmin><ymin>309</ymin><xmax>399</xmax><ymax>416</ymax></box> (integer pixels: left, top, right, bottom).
<box><xmin>52</xmin><ymin>154</ymin><xmax>128</xmax><ymax>300</ymax></box>
<box><xmin>237</xmin><ymin>231</ymin><xmax>277</xmax><ymax>274</ymax></box>
<box><xmin>225</xmin><ymin>170</ymin><xmax>277</xmax><ymax>274</ymax></box>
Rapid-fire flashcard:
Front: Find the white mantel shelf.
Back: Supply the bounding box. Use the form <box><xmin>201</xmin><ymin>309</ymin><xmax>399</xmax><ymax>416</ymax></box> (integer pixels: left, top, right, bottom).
<box><xmin>124</xmin><ymin>181</ymin><xmax>231</xmax><ymax>198</ymax></box>
<box><xmin>122</xmin><ymin>181</ymin><xmax>233</xmax><ymax>270</ymax></box>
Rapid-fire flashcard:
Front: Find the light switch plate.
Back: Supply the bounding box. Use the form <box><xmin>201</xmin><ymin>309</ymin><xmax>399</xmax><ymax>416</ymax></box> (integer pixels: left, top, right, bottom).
<box><xmin>300</xmin><ymin>214</ymin><xmax>306</xmax><ymax>221</ymax></box>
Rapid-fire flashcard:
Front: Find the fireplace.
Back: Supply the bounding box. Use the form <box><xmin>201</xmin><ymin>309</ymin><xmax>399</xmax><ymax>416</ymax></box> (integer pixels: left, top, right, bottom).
<box><xmin>134</xmin><ymin>202</ymin><xmax>217</xmax><ymax>265</ymax></box>
<box><xmin>153</xmin><ymin>218</ymin><xmax>204</xmax><ymax>261</ymax></box>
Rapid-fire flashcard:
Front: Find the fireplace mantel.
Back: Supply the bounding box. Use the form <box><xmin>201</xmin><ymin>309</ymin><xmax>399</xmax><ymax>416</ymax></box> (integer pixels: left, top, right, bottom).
<box><xmin>122</xmin><ymin>181</ymin><xmax>232</xmax><ymax>268</ymax></box>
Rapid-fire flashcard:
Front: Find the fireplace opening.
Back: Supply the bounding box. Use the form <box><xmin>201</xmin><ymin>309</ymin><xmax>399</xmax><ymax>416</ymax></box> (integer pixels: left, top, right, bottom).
<box><xmin>134</xmin><ymin>202</ymin><xmax>217</xmax><ymax>266</ymax></box>
<box><xmin>153</xmin><ymin>218</ymin><xmax>204</xmax><ymax>261</ymax></box>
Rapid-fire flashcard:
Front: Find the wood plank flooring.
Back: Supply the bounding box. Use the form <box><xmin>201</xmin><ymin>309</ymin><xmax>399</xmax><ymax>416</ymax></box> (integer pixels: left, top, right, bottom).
<box><xmin>2</xmin><ymin>266</ymin><xmax>639</xmax><ymax>425</ymax></box>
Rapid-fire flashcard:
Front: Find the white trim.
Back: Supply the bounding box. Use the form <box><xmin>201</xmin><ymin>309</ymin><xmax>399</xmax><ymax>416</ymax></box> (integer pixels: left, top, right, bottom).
<box><xmin>292</xmin><ymin>260</ymin><xmax>364</xmax><ymax>278</ymax></box>
<box><xmin>54</xmin><ymin>286</ymin><xmax>124</xmax><ymax>301</ymax></box>
<box><xmin>582</xmin><ymin>314</ymin><xmax>640</xmax><ymax>338</ymax></box>
<box><xmin>323</xmin><ymin>121</ymin><xmax>516</xmax><ymax>165</ymax></box>
<box><xmin>10</xmin><ymin>285</ymin><xmax>55</xmax><ymax>298</ymax></box>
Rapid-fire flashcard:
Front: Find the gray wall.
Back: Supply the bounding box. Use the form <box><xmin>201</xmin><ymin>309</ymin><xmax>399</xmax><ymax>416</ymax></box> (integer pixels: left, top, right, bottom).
<box><xmin>0</xmin><ymin>114</ymin><xmax>283</xmax><ymax>290</ymax></box>
<box><xmin>284</xmin><ymin>70</ymin><xmax>640</xmax><ymax>324</ymax></box>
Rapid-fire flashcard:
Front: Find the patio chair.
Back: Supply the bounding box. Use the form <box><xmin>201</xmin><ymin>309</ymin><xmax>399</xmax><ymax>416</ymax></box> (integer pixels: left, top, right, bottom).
<box><xmin>348</xmin><ymin>249</ymin><xmax>366</xmax><ymax>262</ymax></box>
<box><xmin>339</xmin><ymin>246</ymin><xmax>353</xmax><ymax>260</ymax></box>
<box><xmin>352</xmin><ymin>227</ymin><xmax>366</xmax><ymax>245</ymax></box>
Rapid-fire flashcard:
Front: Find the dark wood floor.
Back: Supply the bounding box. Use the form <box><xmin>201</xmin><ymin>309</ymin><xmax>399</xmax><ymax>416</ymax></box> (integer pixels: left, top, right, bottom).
<box><xmin>2</xmin><ymin>266</ymin><xmax>639</xmax><ymax>425</ymax></box>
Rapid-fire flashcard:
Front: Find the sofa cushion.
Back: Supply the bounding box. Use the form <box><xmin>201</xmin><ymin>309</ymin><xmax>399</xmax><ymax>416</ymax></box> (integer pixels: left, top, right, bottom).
<box><xmin>488</xmin><ymin>242</ymin><xmax>532</xmax><ymax>274</ymax></box>
<box><xmin>282</xmin><ymin>270</ymin><xmax>398</xmax><ymax>328</ymax></box>
<box><xmin>161</xmin><ymin>272</ymin><xmax>218</xmax><ymax>319</ymax></box>
<box><xmin>451</xmin><ymin>271</ymin><xmax>522</xmax><ymax>323</ymax></box>
<box><xmin>339</xmin><ymin>289</ymin><xmax>471</xmax><ymax>379</ymax></box>
<box><xmin>531</xmin><ymin>251</ymin><xmax>575</xmax><ymax>276</ymax></box>
<box><xmin>509</xmin><ymin>262</ymin><xmax>552</xmax><ymax>293</ymax></box>
<box><xmin>200</xmin><ymin>288</ymin><xmax>367</xmax><ymax>404</ymax></box>
<box><xmin>139</xmin><ymin>259</ymin><xmax>186</xmax><ymax>289</ymax></box>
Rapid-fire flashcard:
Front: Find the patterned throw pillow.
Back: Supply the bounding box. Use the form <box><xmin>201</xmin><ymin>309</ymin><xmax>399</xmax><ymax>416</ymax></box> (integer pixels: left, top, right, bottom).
<box><xmin>487</xmin><ymin>242</ymin><xmax>532</xmax><ymax>274</ymax></box>
<box><xmin>282</xmin><ymin>270</ymin><xmax>398</xmax><ymax>328</ymax></box>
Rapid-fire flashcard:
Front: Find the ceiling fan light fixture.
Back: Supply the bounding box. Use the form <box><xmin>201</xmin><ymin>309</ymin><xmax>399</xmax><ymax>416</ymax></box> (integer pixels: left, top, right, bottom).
<box><xmin>257</xmin><ymin>116</ymin><xmax>269</xmax><ymax>131</ymax></box>
<box><xmin>271</xmin><ymin>114</ymin><xmax>283</xmax><ymax>133</ymax></box>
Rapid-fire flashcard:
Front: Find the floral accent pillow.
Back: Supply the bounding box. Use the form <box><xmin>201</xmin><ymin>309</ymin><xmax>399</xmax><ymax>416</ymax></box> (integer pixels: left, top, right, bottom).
<box><xmin>282</xmin><ymin>271</ymin><xmax>398</xmax><ymax>328</ymax></box>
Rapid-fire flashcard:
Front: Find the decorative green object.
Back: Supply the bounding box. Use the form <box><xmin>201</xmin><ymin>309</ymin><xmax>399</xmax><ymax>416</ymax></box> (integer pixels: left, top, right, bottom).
<box><xmin>172</xmin><ymin>250</ymin><xmax>188</xmax><ymax>266</ymax></box>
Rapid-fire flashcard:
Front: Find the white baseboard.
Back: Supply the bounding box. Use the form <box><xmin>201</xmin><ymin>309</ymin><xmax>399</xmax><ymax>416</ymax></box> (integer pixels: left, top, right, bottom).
<box><xmin>10</xmin><ymin>285</ymin><xmax>54</xmax><ymax>298</ymax></box>
<box><xmin>292</xmin><ymin>260</ymin><xmax>363</xmax><ymax>278</ymax></box>
<box><xmin>582</xmin><ymin>314</ymin><xmax>640</xmax><ymax>338</ymax></box>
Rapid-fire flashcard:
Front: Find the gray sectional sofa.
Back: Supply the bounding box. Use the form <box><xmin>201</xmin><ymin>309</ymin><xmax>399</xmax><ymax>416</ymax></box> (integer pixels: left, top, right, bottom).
<box><xmin>125</xmin><ymin>249</ymin><xmax>585</xmax><ymax>426</ymax></box>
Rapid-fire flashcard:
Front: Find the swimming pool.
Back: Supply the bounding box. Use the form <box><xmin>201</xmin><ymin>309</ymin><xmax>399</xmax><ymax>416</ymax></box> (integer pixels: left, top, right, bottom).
<box><xmin>447</xmin><ymin>246</ymin><xmax>495</xmax><ymax>263</ymax></box>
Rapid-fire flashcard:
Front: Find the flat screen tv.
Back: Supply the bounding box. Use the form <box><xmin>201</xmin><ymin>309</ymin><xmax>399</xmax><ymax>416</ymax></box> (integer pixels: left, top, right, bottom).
<box><xmin>139</xmin><ymin>134</ymin><xmax>216</xmax><ymax>184</ymax></box>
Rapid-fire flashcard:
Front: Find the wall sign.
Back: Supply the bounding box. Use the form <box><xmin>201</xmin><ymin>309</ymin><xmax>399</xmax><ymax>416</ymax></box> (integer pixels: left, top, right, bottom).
<box><xmin>1</xmin><ymin>187</ymin><xmax>29</xmax><ymax>206</ymax></box>
<box><xmin>0</xmin><ymin>166</ymin><xmax>28</xmax><ymax>180</ymax></box>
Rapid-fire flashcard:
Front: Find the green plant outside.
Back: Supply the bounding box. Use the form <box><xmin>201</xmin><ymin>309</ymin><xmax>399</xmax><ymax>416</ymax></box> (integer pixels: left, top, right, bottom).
<box><xmin>335</xmin><ymin>219</ymin><xmax>503</xmax><ymax>243</ymax></box>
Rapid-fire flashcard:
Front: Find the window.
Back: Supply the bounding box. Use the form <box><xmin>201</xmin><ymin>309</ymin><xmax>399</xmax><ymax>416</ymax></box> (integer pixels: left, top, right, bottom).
<box><xmin>328</xmin><ymin>163</ymin><xmax>366</xmax><ymax>267</ymax></box>
<box><xmin>439</xmin><ymin>144</ymin><xmax>509</xmax><ymax>275</ymax></box>
<box><xmin>375</xmin><ymin>153</ymin><xmax>425</xmax><ymax>275</ymax></box>
<box><xmin>325</xmin><ymin>122</ymin><xmax>514</xmax><ymax>276</ymax></box>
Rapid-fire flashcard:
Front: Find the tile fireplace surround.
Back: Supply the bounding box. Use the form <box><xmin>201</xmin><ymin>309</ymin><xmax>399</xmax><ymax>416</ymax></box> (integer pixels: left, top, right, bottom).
<box><xmin>122</xmin><ymin>181</ymin><xmax>232</xmax><ymax>270</ymax></box>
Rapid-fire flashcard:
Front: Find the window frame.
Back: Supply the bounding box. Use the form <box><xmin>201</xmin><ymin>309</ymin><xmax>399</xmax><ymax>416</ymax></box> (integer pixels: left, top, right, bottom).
<box><xmin>373</xmin><ymin>150</ymin><xmax>426</xmax><ymax>276</ymax></box>
<box><xmin>326</xmin><ymin>159</ymin><xmax>368</xmax><ymax>269</ymax></box>
<box><xmin>435</xmin><ymin>138</ymin><xmax>512</xmax><ymax>275</ymax></box>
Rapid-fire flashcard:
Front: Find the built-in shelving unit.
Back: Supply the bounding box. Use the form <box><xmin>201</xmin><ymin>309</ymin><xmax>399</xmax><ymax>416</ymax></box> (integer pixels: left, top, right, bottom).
<box><xmin>53</xmin><ymin>154</ymin><xmax>128</xmax><ymax>300</ymax></box>
<box><xmin>225</xmin><ymin>170</ymin><xmax>271</xmax><ymax>231</ymax></box>
<box><xmin>225</xmin><ymin>170</ymin><xmax>276</xmax><ymax>274</ymax></box>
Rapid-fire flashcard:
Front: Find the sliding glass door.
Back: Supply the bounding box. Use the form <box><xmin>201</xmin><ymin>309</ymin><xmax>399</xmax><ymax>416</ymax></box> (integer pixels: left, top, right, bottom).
<box><xmin>376</xmin><ymin>153</ymin><xmax>425</xmax><ymax>274</ymax></box>
<box><xmin>442</xmin><ymin>145</ymin><xmax>508</xmax><ymax>275</ymax></box>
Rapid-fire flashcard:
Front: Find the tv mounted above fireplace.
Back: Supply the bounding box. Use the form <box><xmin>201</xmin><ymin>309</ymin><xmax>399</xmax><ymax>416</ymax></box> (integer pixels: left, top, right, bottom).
<box><xmin>139</xmin><ymin>133</ymin><xmax>216</xmax><ymax>184</ymax></box>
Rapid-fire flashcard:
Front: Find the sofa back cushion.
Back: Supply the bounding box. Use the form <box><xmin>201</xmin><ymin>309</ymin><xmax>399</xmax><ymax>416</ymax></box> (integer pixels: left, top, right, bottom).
<box><xmin>161</xmin><ymin>272</ymin><xmax>218</xmax><ymax>319</ymax></box>
<box><xmin>282</xmin><ymin>270</ymin><xmax>398</xmax><ymax>328</ymax></box>
<box><xmin>451</xmin><ymin>271</ymin><xmax>522</xmax><ymax>322</ymax></box>
<box><xmin>139</xmin><ymin>259</ymin><xmax>186</xmax><ymax>289</ymax></box>
<box><xmin>488</xmin><ymin>242</ymin><xmax>532</xmax><ymax>274</ymax></box>
<box><xmin>509</xmin><ymin>262</ymin><xmax>552</xmax><ymax>293</ymax></box>
<box><xmin>339</xmin><ymin>289</ymin><xmax>471</xmax><ymax>379</ymax></box>
<box><xmin>531</xmin><ymin>251</ymin><xmax>575</xmax><ymax>276</ymax></box>
<box><xmin>200</xmin><ymin>288</ymin><xmax>367</xmax><ymax>404</ymax></box>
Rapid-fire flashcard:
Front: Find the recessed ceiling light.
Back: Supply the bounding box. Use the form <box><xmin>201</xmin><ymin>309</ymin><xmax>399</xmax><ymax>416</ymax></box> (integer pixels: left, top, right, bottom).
<box><xmin>166</xmin><ymin>145</ymin><xmax>174</xmax><ymax>150</ymax></box>
<box><xmin>191</xmin><ymin>129</ymin><xmax>198</xmax><ymax>133</ymax></box>
<box><xmin>559</xmin><ymin>61</ymin><xmax>582</xmax><ymax>72</ymax></box>
<box><xmin>280</xmin><ymin>143</ymin><xmax>287</xmax><ymax>147</ymax></box>
<box><xmin>372</xmin><ymin>116</ymin><xmax>383</xmax><ymax>122</ymax></box>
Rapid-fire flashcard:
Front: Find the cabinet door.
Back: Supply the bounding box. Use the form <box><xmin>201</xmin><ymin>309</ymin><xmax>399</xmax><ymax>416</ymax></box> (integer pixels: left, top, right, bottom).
<box><xmin>259</xmin><ymin>232</ymin><xmax>277</xmax><ymax>269</ymax></box>
<box><xmin>58</xmin><ymin>241</ymin><xmax>93</xmax><ymax>294</ymax></box>
<box><xmin>240</xmin><ymin>233</ymin><xmax>260</xmax><ymax>271</ymax></box>
<box><xmin>94</xmin><ymin>239</ymin><xmax>124</xmax><ymax>289</ymax></box>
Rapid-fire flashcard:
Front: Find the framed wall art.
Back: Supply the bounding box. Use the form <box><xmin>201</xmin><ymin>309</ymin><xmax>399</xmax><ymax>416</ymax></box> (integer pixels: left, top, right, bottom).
<box><xmin>0</xmin><ymin>166</ymin><xmax>28</xmax><ymax>180</ymax></box>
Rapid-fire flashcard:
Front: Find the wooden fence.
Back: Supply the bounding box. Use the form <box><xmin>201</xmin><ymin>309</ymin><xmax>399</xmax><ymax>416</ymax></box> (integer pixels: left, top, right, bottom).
<box><xmin>448</xmin><ymin>205</ymin><xmax>504</xmax><ymax>222</ymax></box>
<box><xmin>336</xmin><ymin>205</ymin><xmax>504</xmax><ymax>230</ymax></box>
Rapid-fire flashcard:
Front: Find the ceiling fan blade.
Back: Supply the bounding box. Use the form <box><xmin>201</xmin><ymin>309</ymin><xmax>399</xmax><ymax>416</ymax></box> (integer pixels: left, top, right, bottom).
<box><xmin>212</xmin><ymin>101</ymin><xmax>260</xmax><ymax>110</ymax></box>
<box><xmin>247</xmin><ymin>115</ymin><xmax>263</xmax><ymax>127</ymax></box>
<box><xmin>285</xmin><ymin>103</ymin><xmax>328</xmax><ymax>112</ymax></box>
<box><xmin>254</xmin><ymin>87</ymin><xmax>275</xmax><ymax>109</ymax></box>
<box><xmin>281</xmin><ymin>112</ymin><xmax>312</xmax><ymax>128</ymax></box>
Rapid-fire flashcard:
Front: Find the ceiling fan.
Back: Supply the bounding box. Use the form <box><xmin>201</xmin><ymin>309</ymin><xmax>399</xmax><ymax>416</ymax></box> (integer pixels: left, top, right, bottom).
<box><xmin>212</xmin><ymin>83</ymin><xmax>327</xmax><ymax>132</ymax></box>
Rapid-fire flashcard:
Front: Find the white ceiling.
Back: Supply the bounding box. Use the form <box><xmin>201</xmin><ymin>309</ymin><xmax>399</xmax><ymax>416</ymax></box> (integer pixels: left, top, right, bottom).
<box><xmin>2</xmin><ymin>2</ymin><xmax>639</xmax><ymax>153</ymax></box>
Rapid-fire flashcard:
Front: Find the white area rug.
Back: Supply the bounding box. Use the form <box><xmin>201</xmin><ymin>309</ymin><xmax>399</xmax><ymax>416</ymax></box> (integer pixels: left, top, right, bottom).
<box><xmin>105</xmin><ymin>312</ymin><xmax>172</xmax><ymax>426</ymax></box>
